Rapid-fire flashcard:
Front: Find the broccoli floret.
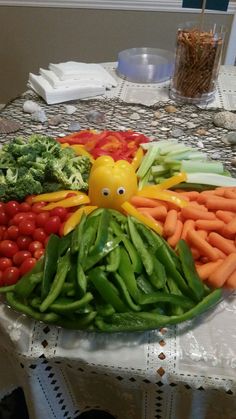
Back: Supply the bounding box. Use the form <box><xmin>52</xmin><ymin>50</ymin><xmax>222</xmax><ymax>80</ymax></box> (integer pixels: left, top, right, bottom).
<box><xmin>28</xmin><ymin>134</ymin><xmax>61</xmax><ymax>157</ymax></box>
<box><xmin>41</xmin><ymin>182</ymin><xmax>62</xmax><ymax>193</ymax></box>
<box><xmin>6</xmin><ymin>167</ymin><xmax>18</xmax><ymax>183</ymax></box>
<box><xmin>48</xmin><ymin>156</ymin><xmax>90</xmax><ymax>191</ymax></box>
<box><xmin>0</xmin><ymin>148</ymin><xmax>15</xmax><ymax>169</ymax></box>
<box><xmin>4</xmin><ymin>173</ymin><xmax>43</xmax><ymax>202</ymax></box>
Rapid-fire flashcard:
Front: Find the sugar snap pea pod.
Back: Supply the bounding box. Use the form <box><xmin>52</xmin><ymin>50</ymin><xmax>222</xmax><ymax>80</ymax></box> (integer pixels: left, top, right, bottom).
<box><xmin>127</xmin><ymin>217</ymin><xmax>153</xmax><ymax>275</ymax></box>
<box><xmin>108</xmin><ymin>209</ymin><xmax>127</xmax><ymax>227</ymax></box>
<box><xmin>89</xmin><ymin>267</ymin><xmax>128</xmax><ymax>312</ymax></box>
<box><xmin>6</xmin><ymin>292</ymin><xmax>60</xmax><ymax>323</ymax></box>
<box><xmin>106</xmin><ymin>245</ymin><xmax>121</xmax><ymax>272</ymax></box>
<box><xmin>41</xmin><ymin>234</ymin><xmax>60</xmax><ymax>299</ymax></box>
<box><xmin>71</xmin><ymin>212</ymin><xmax>87</xmax><ymax>254</ymax></box>
<box><xmin>55</xmin><ymin>311</ymin><xmax>97</xmax><ymax>330</ymax></box>
<box><xmin>84</xmin><ymin>236</ymin><xmax>123</xmax><ymax>271</ymax></box>
<box><xmin>95</xmin><ymin>288</ymin><xmax>222</xmax><ymax>332</ymax></box>
<box><xmin>138</xmin><ymin>292</ymin><xmax>194</xmax><ymax>309</ymax></box>
<box><xmin>122</xmin><ymin>237</ymin><xmax>142</xmax><ymax>274</ymax></box>
<box><xmin>114</xmin><ymin>273</ymin><xmax>141</xmax><ymax>311</ymax></box>
<box><xmin>177</xmin><ymin>239</ymin><xmax>206</xmax><ymax>302</ymax></box>
<box><xmin>49</xmin><ymin>292</ymin><xmax>93</xmax><ymax>313</ymax></box>
<box><xmin>40</xmin><ymin>251</ymin><xmax>71</xmax><ymax>313</ymax></box>
<box><xmin>148</xmin><ymin>257</ymin><xmax>167</xmax><ymax>290</ymax></box>
<box><xmin>15</xmin><ymin>258</ymin><xmax>44</xmax><ymax>298</ymax></box>
<box><xmin>118</xmin><ymin>247</ymin><xmax>140</xmax><ymax>303</ymax></box>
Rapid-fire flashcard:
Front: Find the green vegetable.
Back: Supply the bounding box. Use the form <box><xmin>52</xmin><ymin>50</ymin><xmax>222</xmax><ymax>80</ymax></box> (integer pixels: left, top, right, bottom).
<box><xmin>41</xmin><ymin>234</ymin><xmax>60</xmax><ymax>299</ymax></box>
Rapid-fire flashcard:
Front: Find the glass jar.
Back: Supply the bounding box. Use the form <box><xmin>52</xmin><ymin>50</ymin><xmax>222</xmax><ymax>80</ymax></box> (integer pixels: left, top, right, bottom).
<box><xmin>170</xmin><ymin>22</ymin><xmax>225</xmax><ymax>105</ymax></box>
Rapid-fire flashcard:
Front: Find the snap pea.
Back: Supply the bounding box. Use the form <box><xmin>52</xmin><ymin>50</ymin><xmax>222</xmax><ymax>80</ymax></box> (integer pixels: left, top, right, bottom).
<box><xmin>79</xmin><ymin>215</ymin><xmax>100</xmax><ymax>267</ymax></box>
<box><xmin>127</xmin><ymin>217</ymin><xmax>153</xmax><ymax>275</ymax></box>
<box><xmin>95</xmin><ymin>288</ymin><xmax>222</xmax><ymax>332</ymax></box>
<box><xmin>96</xmin><ymin>304</ymin><xmax>115</xmax><ymax>317</ymax></box>
<box><xmin>0</xmin><ymin>284</ymin><xmax>16</xmax><ymax>293</ymax></box>
<box><xmin>110</xmin><ymin>219</ymin><xmax>124</xmax><ymax>237</ymax></box>
<box><xmin>89</xmin><ymin>267</ymin><xmax>128</xmax><ymax>313</ymax></box>
<box><xmin>148</xmin><ymin>257</ymin><xmax>167</xmax><ymax>290</ymax></box>
<box><xmin>58</xmin><ymin>232</ymin><xmax>72</xmax><ymax>257</ymax></box>
<box><xmin>92</xmin><ymin>209</ymin><xmax>111</xmax><ymax>254</ymax></box>
<box><xmin>177</xmin><ymin>239</ymin><xmax>206</xmax><ymax>302</ymax></box>
<box><xmin>40</xmin><ymin>251</ymin><xmax>71</xmax><ymax>313</ymax></box>
<box><xmin>166</xmin><ymin>276</ymin><xmax>185</xmax><ymax>315</ymax></box>
<box><xmin>41</xmin><ymin>234</ymin><xmax>60</xmax><ymax>299</ymax></box>
<box><xmin>136</xmin><ymin>274</ymin><xmax>156</xmax><ymax>295</ymax></box>
<box><xmin>6</xmin><ymin>292</ymin><xmax>60</xmax><ymax>324</ymax></box>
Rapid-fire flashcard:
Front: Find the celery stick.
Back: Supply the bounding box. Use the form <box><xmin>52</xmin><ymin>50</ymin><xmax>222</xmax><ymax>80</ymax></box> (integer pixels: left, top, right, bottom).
<box><xmin>140</xmin><ymin>140</ymin><xmax>177</xmax><ymax>150</ymax></box>
<box><xmin>137</xmin><ymin>145</ymin><xmax>160</xmax><ymax>178</ymax></box>
<box><xmin>181</xmin><ymin>160</ymin><xmax>224</xmax><ymax>174</ymax></box>
<box><xmin>151</xmin><ymin>164</ymin><xmax>169</xmax><ymax>175</ymax></box>
<box><xmin>159</xmin><ymin>143</ymin><xmax>190</xmax><ymax>155</ymax></box>
<box><xmin>138</xmin><ymin>168</ymin><xmax>152</xmax><ymax>189</ymax></box>
<box><xmin>186</xmin><ymin>173</ymin><xmax>236</xmax><ymax>187</ymax></box>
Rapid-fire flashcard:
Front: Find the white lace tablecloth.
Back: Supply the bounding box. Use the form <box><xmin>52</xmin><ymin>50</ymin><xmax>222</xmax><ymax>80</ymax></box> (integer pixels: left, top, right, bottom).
<box><xmin>0</xmin><ymin>63</ymin><xmax>236</xmax><ymax>419</ymax></box>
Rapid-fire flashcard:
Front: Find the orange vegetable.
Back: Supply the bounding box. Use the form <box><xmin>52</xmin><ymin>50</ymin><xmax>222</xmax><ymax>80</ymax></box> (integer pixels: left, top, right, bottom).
<box><xmin>206</xmin><ymin>197</ymin><xmax>236</xmax><ymax>212</ymax></box>
<box><xmin>208</xmin><ymin>253</ymin><xmax>236</xmax><ymax>287</ymax></box>
<box><xmin>196</xmin><ymin>259</ymin><xmax>224</xmax><ymax>281</ymax></box>
<box><xmin>138</xmin><ymin>188</ymin><xmax>188</xmax><ymax>208</ymax></box>
<box><xmin>215</xmin><ymin>210</ymin><xmax>234</xmax><ymax>223</ymax></box>
<box><xmin>137</xmin><ymin>206</ymin><xmax>167</xmax><ymax>221</ymax></box>
<box><xmin>163</xmin><ymin>209</ymin><xmax>178</xmax><ymax>237</ymax></box>
<box><xmin>181</xmin><ymin>206</ymin><xmax>216</xmax><ymax>221</ymax></box>
<box><xmin>187</xmin><ymin>229</ymin><xmax>218</xmax><ymax>261</ymax></box>
<box><xmin>225</xmin><ymin>270</ymin><xmax>236</xmax><ymax>289</ymax></box>
<box><xmin>130</xmin><ymin>196</ymin><xmax>168</xmax><ymax>208</ymax></box>
<box><xmin>122</xmin><ymin>201</ymin><xmax>163</xmax><ymax>235</ymax></box>
<box><xmin>208</xmin><ymin>232</ymin><xmax>236</xmax><ymax>255</ymax></box>
<box><xmin>181</xmin><ymin>219</ymin><xmax>195</xmax><ymax>241</ymax></box>
<box><xmin>222</xmin><ymin>216</ymin><xmax>236</xmax><ymax>235</ymax></box>
<box><xmin>167</xmin><ymin>220</ymin><xmax>183</xmax><ymax>248</ymax></box>
<box><xmin>195</xmin><ymin>219</ymin><xmax>225</xmax><ymax>231</ymax></box>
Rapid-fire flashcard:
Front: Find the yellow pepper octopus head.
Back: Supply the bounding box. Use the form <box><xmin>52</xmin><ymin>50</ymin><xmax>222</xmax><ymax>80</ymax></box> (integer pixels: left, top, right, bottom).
<box><xmin>88</xmin><ymin>156</ymin><xmax>138</xmax><ymax>211</ymax></box>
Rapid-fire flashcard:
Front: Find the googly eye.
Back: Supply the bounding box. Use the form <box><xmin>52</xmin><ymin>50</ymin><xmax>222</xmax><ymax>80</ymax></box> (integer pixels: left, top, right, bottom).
<box><xmin>101</xmin><ymin>188</ymin><xmax>110</xmax><ymax>196</ymax></box>
<box><xmin>117</xmin><ymin>187</ymin><xmax>126</xmax><ymax>195</ymax></box>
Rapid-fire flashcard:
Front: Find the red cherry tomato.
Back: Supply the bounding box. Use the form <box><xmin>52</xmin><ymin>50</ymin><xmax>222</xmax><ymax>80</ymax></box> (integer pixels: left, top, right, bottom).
<box><xmin>32</xmin><ymin>202</ymin><xmax>46</xmax><ymax>213</ymax></box>
<box><xmin>34</xmin><ymin>248</ymin><xmax>44</xmax><ymax>259</ymax></box>
<box><xmin>25</xmin><ymin>195</ymin><xmax>36</xmax><ymax>205</ymax></box>
<box><xmin>0</xmin><ymin>257</ymin><xmax>12</xmax><ymax>271</ymax></box>
<box><xmin>19</xmin><ymin>202</ymin><xmax>31</xmax><ymax>212</ymax></box>
<box><xmin>4</xmin><ymin>201</ymin><xmax>20</xmax><ymax>218</ymax></box>
<box><xmin>13</xmin><ymin>250</ymin><xmax>32</xmax><ymax>266</ymax></box>
<box><xmin>12</xmin><ymin>212</ymin><xmax>28</xmax><ymax>225</ymax></box>
<box><xmin>20</xmin><ymin>258</ymin><xmax>37</xmax><ymax>275</ymax></box>
<box><xmin>35</xmin><ymin>211</ymin><xmax>50</xmax><ymax>227</ymax></box>
<box><xmin>0</xmin><ymin>226</ymin><xmax>7</xmax><ymax>241</ymax></box>
<box><xmin>0</xmin><ymin>240</ymin><xmax>19</xmax><ymax>257</ymax></box>
<box><xmin>0</xmin><ymin>211</ymin><xmax>8</xmax><ymax>225</ymax></box>
<box><xmin>50</xmin><ymin>207</ymin><xmax>68</xmax><ymax>221</ymax></box>
<box><xmin>18</xmin><ymin>220</ymin><xmax>36</xmax><ymax>236</ymax></box>
<box><xmin>28</xmin><ymin>241</ymin><xmax>43</xmax><ymax>253</ymax></box>
<box><xmin>3</xmin><ymin>266</ymin><xmax>20</xmax><ymax>285</ymax></box>
<box><xmin>0</xmin><ymin>271</ymin><xmax>4</xmax><ymax>286</ymax></box>
<box><xmin>0</xmin><ymin>203</ymin><xmax>5</xmax><ymax>211</ymax></box>
<box><xmin>7</xmin><ymin>225</ymin><xmax>20</xmax><ymax>240</ymax></box>
<box><xmin>32</xmin><ymin>228</ymin><xmax>47</xmax><ymax>243</ymax></box>
<box><xmin>16</xmin><ymin>235</ymin><xmax>32</xmax><ymax>250</ymax></box>
<box><xmin>44</xmin><ymin>216</ymin><xmax>61</xmax><ymax>235</ymax></box>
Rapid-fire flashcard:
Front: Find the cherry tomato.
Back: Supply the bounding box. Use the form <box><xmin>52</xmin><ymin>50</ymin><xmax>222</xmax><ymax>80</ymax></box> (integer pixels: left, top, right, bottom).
<box><xmin>18</xmin><ymin>220</ymin><xmax>36</xmax><ymax>236</ymax></box>
<box><xmin>0</xmin><ymin>271</ymin><xmax>4</xmax><ymax>286</ymax></box>
<box><xmin>32</xmin><ymin>202</ymin><xmax>46</xmax><ymax>213</ymax></box>
<box><xmin>44</xmin><ymin>216</ymin><xmax>61</xmax><ymax>235</ymax></box>
<box><xmin>19</xmin><ymin>202</ymin><xmax>31</xmax><ymax>212</ymax></box>
<box><xmin>3</xmin><ymin>266</ymin><xmax>20</xmax><ymax>285</ymax></box>
<box><xmin>0</xmin><ymin>203</ymin><xmax>5</xmax><ymax>211</ymax></box>
<box><xmin>20</xmin><ymin>257</ymin><xmax>36</xmax><ymax>275</ymax></box>
<box><xmin>36</xmin><ymin>211</ymin><xmax>50</xmax><ymax>227</ymax></box>
<box><xmin>34</xmin><ymin>248</ymin><xmax>44</xmax><ymax>259</ymax></box>
<box><xmin>32</xmin><ymin>228</ymin><xmax>47</xmax><ymax>243</ymax></box>
<box><xmin>12</xmin><ymin>212</ymin><xmax>28</xmax><ymax>225</ymax></box>
<box><xmin>50</xmin><ymin>207</ymin><xmax>68</xmax><ymax>221</ymax></box>
<box><xmin>28</xmin><ymin>241</ymin><xmax>43</xmax><ymax>253</ymax></box>
<box><xmin>0</xmin><ymin>240</ymin><xmax>19</xmax><ymax>257</ymax></box>
<box><xmin>16</xmin><ymin>235</ymin><xmax>32</xmax><ymax>250</ymax></box>
<box><xmin>25</xmin><ymin>195</ymin><xmax>36</xmax><ymax>205</ymax></box>
<box><xmin>0</xmin><ymin>257</ymin><xmax>12</xmax><ymax>271</ymax></box>
<box><xmin>7</xmin><ymin>225</ymin><xmax>20</xmax><ymax>240</ymax></box>
<box><xmin>4</xmin><ymin>201</ymin><xmax>20</xmax><ymax>218</ymax></box>
<box><xmin>0</xmin><ymin>226</ymin><xmax>7</xmax><ymax>241</ymax></box>
<box><xmin>0</xmin><ymin>211</ymin><xmax>8</xmax><ymax>225</ymax></box>
<box><xmin>13</xmin><ymin>250</ymin><xmax>32</xmax><ymax>266</ymax></box>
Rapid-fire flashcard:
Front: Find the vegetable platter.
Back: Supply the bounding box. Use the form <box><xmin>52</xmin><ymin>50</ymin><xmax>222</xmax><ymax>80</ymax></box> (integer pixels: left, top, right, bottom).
<box><xmin>0</xmin><ymin>130</ymin><xmax>236</xmax><ymax>332</ymax></box>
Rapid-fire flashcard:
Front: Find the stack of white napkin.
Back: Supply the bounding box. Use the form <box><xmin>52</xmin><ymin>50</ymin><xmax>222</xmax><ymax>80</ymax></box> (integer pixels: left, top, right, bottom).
<box><xmin>28</xmin><ymin>61</ymin><xmax>117</xmax><ymax>105</ymax></box>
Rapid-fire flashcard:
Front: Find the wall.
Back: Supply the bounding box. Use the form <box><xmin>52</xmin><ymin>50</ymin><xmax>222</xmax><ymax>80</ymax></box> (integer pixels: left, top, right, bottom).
<box><xmin>0</xmin><ymin>6</ymin><xmax>232</xmax><ymax>103</ymax></box>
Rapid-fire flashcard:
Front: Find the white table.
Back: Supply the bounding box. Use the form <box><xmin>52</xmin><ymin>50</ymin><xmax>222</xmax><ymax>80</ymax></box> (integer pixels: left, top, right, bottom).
<box><xmin>0</xmin><ymin>64</ymin><xmax>236</xmax><ymax>419</ymax></box>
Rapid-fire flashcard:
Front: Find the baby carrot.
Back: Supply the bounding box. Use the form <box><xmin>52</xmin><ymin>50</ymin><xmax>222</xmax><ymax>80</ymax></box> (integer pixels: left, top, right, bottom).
<box><xmin>137</xmin><ymin>206</ymin><xmax>167</xmax><ymax>220</ymax></box>
<box><xmin>177</xmin><ymin>191</ymin><xmax>200</xmax><ymax>201</ymax></box>
<box><xmin>196</xmin><ymin>229</ymin><xmax>208</xmax><ymax>240</ymax></box>
<box><xmin>223</xmin><ymin>216</ymin><xmax>236</xmax><ymax>235</ymax></box>
<box><xmin>188</xmin><ymin>202</ymin><xmax>208</xmax><ymax>211</ymax></box>
<box><xmin>208</xmin><ymin>232</ymin><xmax>236</xmax><ymax>255</ymax></box>
<box><xmin>167</xmin><ymin>220</ymin><xmax>183</xmax><ymax>248</ymax></box>
<box><xmin>215</xmin><ymin>210</ymin><xmax>234</xmax><ymax>224</ymax></box>
<box><xmin>225</xmin><ymin>270</ymin><xmax>236</xmax><ymax>289</ymax></box>
<box><xmin>213</xmin><ymin>247</ymin><xmax>227</xmax><ymax>259</ymax></box>
<box><xmin>163</xmin><ymin>209</ymin><xmax>178</xmax><ymax>237</ymax></box>
<box><xmin>190</xmin><ymin>247</ymin><xmax>201</xmax><ymax>260</ymax></box>
<box><xmin>187</xmin><ymin>229</ymin><xmax>218</xmax><ymax>261</ymax></box>
<box><xmin>195</xmin><ymin>219</ymin><xmax>225</xmax><ymax>231</ymax></box>
<box><xmin>181</xmin><ymin>219</ymin><xmax>195</xmax><ymax>241</ymax></box>
<box><xmin>196</xmin><ymin>259</ymin><xmax>224</xmax><ymax>281</ymax></box>
<box><xmin>206</xmin><ymin>197</ymin><xmax>236</xmax><ymax>212</ymax></box>
<box><xmin>181</xmin><ymin>206</ymin><xmax>216</xmax><ymax>221</ymax></box>
<box><xmin>223</xmin><ymin>190</ymin><xmax>236</xmax><ymax>199</ymax></box>
<box><xmin>208</xmin><ymin>253</ymin><xmax>236</xmax><ymax>287</ymax></box>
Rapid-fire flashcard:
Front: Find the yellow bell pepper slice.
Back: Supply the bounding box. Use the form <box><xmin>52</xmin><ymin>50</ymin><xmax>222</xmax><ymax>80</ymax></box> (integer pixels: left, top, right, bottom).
<box><xmin>42</xmin><ymin>193</ymin><xmax>90</xmax><ymax>210</ymax></box>
<box><xmin>137</xmin><ymin>188</ymin><xmax>188</xmax><ymax>208</ymax></box>
<box><xmin>32</xmin><ymin>190</ymin><xmax>83</xmax><ymax>203</ymax></box>
<box><xmin>122</xmin><ymin>201</ymin><xmax>163</xmax><ymax>236</ymax></box>
<box><xmin>70</xmin><ymin>145</ymin><xmax>95</xmax><ymax>162</ymax></box>
<box><xmin>131</xmin><ymin>147</ymin><xmax>144</xmax><ymax>171</ymax></box>
<box><xmin>60</xmin><ymin>143</ymin><xmax>70</xmax><ymax>148</ymax></box>
<box><xmin>63</xmin><ymin>205</ymin><xmax>98</xmax><ymax>235</ymax></box>
<box><xmin>151</xmin><ymin>172</ymin><xmax>187</xmax><ymax>191</ymax></box>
